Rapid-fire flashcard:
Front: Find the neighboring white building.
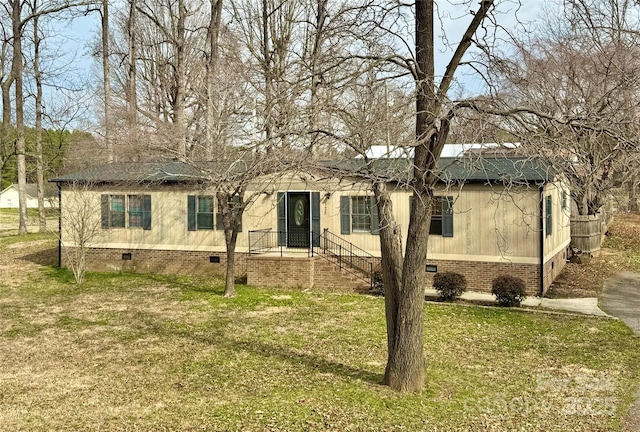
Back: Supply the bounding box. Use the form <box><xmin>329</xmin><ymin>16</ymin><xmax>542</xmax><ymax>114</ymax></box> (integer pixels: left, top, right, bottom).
<box><xmin>0</xmin><ymin>184</ymin><xmax>59</xmax><ymax>209</ymax></box>
<box><xmin>363</xmin><ymin>143</ymin><xmax>521</xmax><ymax>159</ymax></box>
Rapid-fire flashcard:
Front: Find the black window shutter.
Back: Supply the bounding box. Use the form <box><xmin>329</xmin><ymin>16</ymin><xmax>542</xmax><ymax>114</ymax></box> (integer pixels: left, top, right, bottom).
<box><xmin>370</xmin><ymin>196</ymin><xmax>379</xmax><ymax>235</ymax></box>
<box><xmin>187</xmin><ymin>195</ymin><xmax>196</xmax><ymax>231</ymax></box>
<box><xmin>142</xmin><ymin>195</ymin><xmax>152</xmax><ymax>230</ymax></box>
<box><xmin>442</xmin><ymin>196</ymin><xmax>454</xmax><ymax>237</ymax></box>
<box><xmin>101</xmin><ymin>195</ymin><xmax>109</xmax><ymax>229</ymax></box>
<box><xmin>545</xmin><ymin>195</ymin><xmax>552</xmax><ymax>236</ymax></box>
<box><xmin>340</xmin><ymin>196</ymin><xmax>350</xmax><ymax>235</ymax></box>
<box><xmin>311</xmin><ymin>192</ymin><xmax>320</xmax><ymax>246</ymax></box>
<box><xmin>277</xmin><ymin>192</ymin><xmax>286</xmax><ymax>246</ymax></box>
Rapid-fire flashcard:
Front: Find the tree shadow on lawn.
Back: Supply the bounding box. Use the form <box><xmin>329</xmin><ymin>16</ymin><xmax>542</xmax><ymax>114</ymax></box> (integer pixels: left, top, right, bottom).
<box><xmin>227</xmin><ymin>338</ymin><xmax>384</xmax><ymax>386</ymax></box>
<box><xmin>150</xmin><ymin>319</ymin><xmax>384</xmax><ymax>386</ymax></box>
<box><xmin>20</xmin><ymin>247</ymin><xmax>58</xmax><ymax>266</ymax></box>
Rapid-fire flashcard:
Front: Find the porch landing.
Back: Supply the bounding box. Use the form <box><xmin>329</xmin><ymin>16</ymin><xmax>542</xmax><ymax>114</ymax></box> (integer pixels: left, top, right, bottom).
<box><xmin>246</xmin><ymin>254</ymin><xmax>370</xmax><ymax>293</ymax></box>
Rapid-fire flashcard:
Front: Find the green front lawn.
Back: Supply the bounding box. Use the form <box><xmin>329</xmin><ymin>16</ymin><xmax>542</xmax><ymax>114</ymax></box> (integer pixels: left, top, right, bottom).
<box><xmin>0</xmin><ymin>237</ymin><xmax>639</xmax><ymax>431</ymax></box>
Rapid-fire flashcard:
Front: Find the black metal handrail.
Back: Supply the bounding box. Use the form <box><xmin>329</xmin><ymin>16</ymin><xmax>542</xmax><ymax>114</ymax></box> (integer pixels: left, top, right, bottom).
<box><xmin>247</xmin><ymin>229</ymin><xmax>377</xmax><ymax>288</ymax></box>
<box><xmin>248</xmin><ymin>229</ymin><xmax>314</xmax><ymax>257</ymax></box>
<box><xmin>314</xmin><ymin>229</ymin><xmax>377</xmax><ymax>288</ymax></box>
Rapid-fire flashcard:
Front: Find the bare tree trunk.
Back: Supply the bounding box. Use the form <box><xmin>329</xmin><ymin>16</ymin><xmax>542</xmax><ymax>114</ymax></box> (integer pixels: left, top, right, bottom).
<box><xmin>175</xmin><ymin>0</ymin><xmax>187</xmax><ymax>159</ymax></box>
<box><xmin>102</xmin><ymin>0</ymin><xmax>113</xmax><ymax>163</ymax></box>
<box><xmin>261</xmin><ymin>0</ymin><xmax>273</xmax><ymax>141</ymax></box>
<box><xmin>373</xmin><ymin>183</ymin><xmax>404</xmax><ymax>352</ymax></box>
<box><xmin>127</xmin><ymin>0</ymin><xmax>138</xmax><ymax>126</ymax></box>
<box><xmin>629</xmin><ymin>179</ymin><xmax>639</xmax><ymax>212</ymax></box>
<box><xmin>217</xmin><ymin>191</ymin><xmax>241</xmax><ymax>297</ymax></box>
<box><xmin>1</xmin><ymin>23</ymin><xmax>15</xmax><ymax>204</ymax></box>
<box><xmin>308</xmin><ymin>0</ymin><xmax>327</xmax><ymax>156</ymax></box>
<box><xmin>378</xmin><ymin>0</ymin><xmax>436</xmax><ymax>393</ymax></box>
<box><xmin>12</xmin><ymin>0</ymin><xmax>28</xmax><ymax>234</ymax></box>
<box><xmin>1</xmin><ymin>76</ymin><xmax>11</xmax><ymax>133</ymax></box>
<box><xmin>205</xmin><ymin>0</ymin><xmax>222</xmax><ymax>160</ymax></box>
<box><xmin>34</xmin><ymin>13</ymin><xmax>46</xmax><ymax>232</ymax></box>
<box><xmin>223</xmin><ymin>232</ymin><xmax>238</xmax><ymax>297</ymax></box>
<box><xmin>0</xmin><ymin>77</ymin><xmax>12</xmax><ymax>190</ymax></box>
<box><xmin>381</xmin><ymin>0</ymin><xmax>487</xmax><ymax>392</ymax></box>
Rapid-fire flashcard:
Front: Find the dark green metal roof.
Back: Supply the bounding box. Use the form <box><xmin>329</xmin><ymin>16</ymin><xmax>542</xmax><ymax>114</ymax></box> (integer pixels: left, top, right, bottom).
<box><xmin>49</xmin><ymin>161</ymin><xmax>247</xmax><ymax>184</ymax></box>
<box><xmin>50</xmin><ymin>156</ymin><xmax>555</xmax><ymax>185</ymax></box>
<box><xmin>323</xmin><ymin>156</ymin><xmax>555</xmax><ymax>184</ymax></box>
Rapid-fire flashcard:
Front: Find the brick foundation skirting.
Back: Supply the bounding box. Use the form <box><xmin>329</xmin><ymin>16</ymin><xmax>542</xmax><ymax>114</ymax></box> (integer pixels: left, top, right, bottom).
<box><xmin>543</xmin><ymin>247</ymin><xmax>568</xmax><ymax>295</ymax></box>
<box><xmin>62</xmin><ymin>246</ymin><xmax>564</xmax><ymax>297</ymax></box>
<box><xmin>61</xmin><ymin>247</ymin><xmax>246</xmax><ymax>277</ymax></box>
<box><xmin>425</xmin><ymin>259</ymin><xmax>542</xmax><ymax>296</ymax></box>
<box><xmin>246</xmin><ymin>255</ymin><xmax>314</xmax><ymax>289</ymax></box>
<box><xmin>246</xmin><ymin>255</ymin><xmax>368</xmax><ymax>293</ymax></box>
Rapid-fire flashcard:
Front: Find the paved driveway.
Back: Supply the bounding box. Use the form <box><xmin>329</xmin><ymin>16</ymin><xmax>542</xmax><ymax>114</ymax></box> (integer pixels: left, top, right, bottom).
<box><xmin>601</xmin><ymin>272</ymin><xmax>640</xmax><ymax>432</ymax></box>
<box><xmin>602</xmin><ymin>272</ymin><xmax>640</xmax><ymax>334</ymax></box>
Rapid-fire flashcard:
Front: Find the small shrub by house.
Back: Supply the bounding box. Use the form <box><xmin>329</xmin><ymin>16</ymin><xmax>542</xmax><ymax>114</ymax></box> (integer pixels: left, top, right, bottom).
<box><xmin>433</xmin><ymin>272</ymin><xmax>467</xmax><ymax>301</ymax></box>
<box><xmin>492</xmin><ymin>275</ymin><xmax>527</xmax><ymax>307</ymax></box>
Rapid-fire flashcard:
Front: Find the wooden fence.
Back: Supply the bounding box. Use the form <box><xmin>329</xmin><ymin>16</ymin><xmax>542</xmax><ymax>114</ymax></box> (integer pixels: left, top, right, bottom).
<box><xmin>570</xmin><ymin>198</ymin><xmax>615</xmax><ymax>255</ymax></box>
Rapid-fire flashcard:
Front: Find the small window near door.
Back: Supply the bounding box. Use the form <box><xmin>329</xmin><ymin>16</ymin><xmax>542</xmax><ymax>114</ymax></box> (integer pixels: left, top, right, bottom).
<box><xmin>351</xmin><ymin>196</ymin><xmax>372</xmax><ymax>232</ymax></box>
<box><xmin>340</xmin><ymin>196</ymin><xmax>379</xmax><ymax>235</ymax></box>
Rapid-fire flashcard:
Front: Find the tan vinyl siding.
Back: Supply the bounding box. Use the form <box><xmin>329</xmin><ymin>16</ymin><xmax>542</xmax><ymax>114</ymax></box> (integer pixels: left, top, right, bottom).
<box><xmin>60</xmin><ymin>175</ymin><xmax>569</xmax><ymax>267</ymax></box>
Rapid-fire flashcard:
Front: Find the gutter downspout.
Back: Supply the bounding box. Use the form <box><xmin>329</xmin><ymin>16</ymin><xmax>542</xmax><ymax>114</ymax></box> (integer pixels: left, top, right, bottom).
<box><xmin>57</xmin><ymin>183</ymin><xmax>61</xmax><ymax>268</ymax></box>
<box><xmin>539</xmin><ymin>186</ymin><xmax>544</xmax><ymax>296</ymax></box>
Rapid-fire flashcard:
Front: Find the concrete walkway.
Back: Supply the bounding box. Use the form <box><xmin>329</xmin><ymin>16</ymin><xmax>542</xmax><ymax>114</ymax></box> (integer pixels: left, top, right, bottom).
<box><xmin>425</xmin><ymin>288</ymin><xmax>609</xmax><ymax>316</ymax></box>
<box><xmin>601</xmin><ymin>272</ymin><xmax>640</xmax><ymax>432</ymax></box>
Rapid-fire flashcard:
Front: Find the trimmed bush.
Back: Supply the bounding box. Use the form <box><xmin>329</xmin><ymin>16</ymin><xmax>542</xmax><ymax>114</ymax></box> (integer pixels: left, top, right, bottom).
<box><xmin>433</xmin><ymin>272</ymin><xmax>467</xmax><ymax>301</ymax></box>
<box><xmin>371</xmin><ymin>267</ymin><xmax>384</xmax><ymax>296</ymax></box>
<box><xmin>492</xmin><ymin>275</ymin><xmax>527</xmax><ymax>307</ymax></box>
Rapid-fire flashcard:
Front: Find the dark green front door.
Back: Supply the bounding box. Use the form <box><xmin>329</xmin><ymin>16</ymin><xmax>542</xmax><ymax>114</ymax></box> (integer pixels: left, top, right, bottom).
<box><xmin>287</xmin><ymin>192</ymin><xmax>310</xmax><ymax>248</ymax></box>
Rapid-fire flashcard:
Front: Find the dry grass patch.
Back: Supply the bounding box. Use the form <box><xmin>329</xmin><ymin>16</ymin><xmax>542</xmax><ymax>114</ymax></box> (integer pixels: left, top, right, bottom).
<box><xmin>548</xmin><ymin>213</ymin><xmax>640</xmax><ymax>298</ymax></box>
<box><xmin>0</xmin><ymin>236</ymin><xmax>639</xmax><ymax>431</ymax></box>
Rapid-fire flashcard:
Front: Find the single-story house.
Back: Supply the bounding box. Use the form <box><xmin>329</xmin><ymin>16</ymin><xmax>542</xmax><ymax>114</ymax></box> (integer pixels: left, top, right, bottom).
<box><xmin>50</xmin><ymin>156</ymin><xmax>571</xmax><ymax>295</ymax></box>
<box><xmin>0</xmin><ymin>183</ymin><xmax>59</xmax><ymax>209</ymax></box>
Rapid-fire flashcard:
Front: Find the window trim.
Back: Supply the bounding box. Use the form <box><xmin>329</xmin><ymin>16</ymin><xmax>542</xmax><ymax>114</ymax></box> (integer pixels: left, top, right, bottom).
<box><xmin>128</xmin><ymin>195</ymin><xmax>151</xmax><ymax>229</ymax></box>
<box><xmin>188</xmin><ymin>195</ymin><xmax>243</xmax><ymax>232</ymax></box>
<box><xmin>197</xmin><ymin>196</ymin><xmax>215</xmax><ymax>230</ymax></box>
<box><xmin>350</xmin><ymin>196</ymin><xmax>373</xmax><ymax>233</ymax></box>
<box><xmin>188</xmin><ymin>195</ymin><xmax>215</xmax><ymax>231</ymax></box>
<box><xmin>429</xmin><ymin>196</ymin><xmax>444</xmax><ymax>236</ymax></box>
<box><xmin>216</xmin><ymin>195</ymin><xmax>243</xmax><ymax>232</ymax></box>
<box><xmin>101</xmin><ymin>194</ymin><xmax>151</xmax><ymax>230</ymax></box>
<box><xmin>340</xmin><ymin>195</ymin><xmax>379</xmax><ymax>235</ymax></box>
<box><xmin>109</xmin><ymin>194</ymin><xmax>125</xmax><ymax>228</ymax></box>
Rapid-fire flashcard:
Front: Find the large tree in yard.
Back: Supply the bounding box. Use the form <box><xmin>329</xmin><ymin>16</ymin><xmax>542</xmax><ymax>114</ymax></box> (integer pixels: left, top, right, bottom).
<box><xmin>311</xmin><ymin>1</ymin><xmax>497</xmax><ymax>392</ymax></box>
<box><xmin>378</xmin><ymin>0</ymin><xmax>495</xmax><ymax>393</ymax></box>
